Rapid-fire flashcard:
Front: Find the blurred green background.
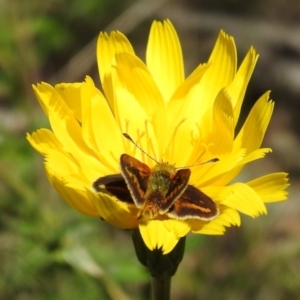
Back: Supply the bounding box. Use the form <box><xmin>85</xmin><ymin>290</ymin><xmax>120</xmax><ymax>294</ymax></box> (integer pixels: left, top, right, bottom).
<box><xmin>1</xmin><ymin>0</ymin><xmax>299</xmax><ymax>299</ymax></box>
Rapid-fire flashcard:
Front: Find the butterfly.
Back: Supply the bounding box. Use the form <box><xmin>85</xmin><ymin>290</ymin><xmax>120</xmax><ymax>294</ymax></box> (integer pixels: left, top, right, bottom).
<box><xmin>92</xmin><ymin>134</ymin><xmax>219</xmax><ymax>221</ymax></box>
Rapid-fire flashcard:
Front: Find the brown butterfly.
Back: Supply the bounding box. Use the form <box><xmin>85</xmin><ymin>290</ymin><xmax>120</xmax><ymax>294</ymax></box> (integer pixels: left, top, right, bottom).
<box><xmin>92</xmin><ymin>134</ymin><xmax>219</xmax><ymax>221</ymax></box>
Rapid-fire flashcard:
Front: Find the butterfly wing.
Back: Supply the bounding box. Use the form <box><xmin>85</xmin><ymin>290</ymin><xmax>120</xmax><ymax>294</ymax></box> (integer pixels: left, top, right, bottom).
<box><xmin>93</xmin><ymin>174</ymin><xmax>123</xmax><ymax>191</ymax></box>
<box><xmin>120</xmin><ymin>153</ymin><xmax>151</xmax><ymax>208</ymax></box>
<box><xmin>167</xmin><ymin>185</ymin><xmax>219</xmax><ymax>220</ymax></box>
<box><xmin>92</xmin><ymin>174</ymin><xmax>134</xmax><ymax>205</ymax></box>
<box><xmin>159</xmin><ymin>168</ymin><xmax>191</xmax><ymax>214</ymax></box>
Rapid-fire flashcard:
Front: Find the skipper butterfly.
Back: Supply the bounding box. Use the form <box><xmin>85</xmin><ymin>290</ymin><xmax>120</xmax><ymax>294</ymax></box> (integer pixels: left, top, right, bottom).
<box><xmin>93</xmin><ymin>134</ymin><xmax>219</xmax><ymax>221</ymax></box>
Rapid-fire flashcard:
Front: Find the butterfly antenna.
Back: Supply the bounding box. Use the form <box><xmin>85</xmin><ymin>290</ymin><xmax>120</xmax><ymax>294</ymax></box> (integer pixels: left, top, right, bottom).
<box><xmin>123</xmin><ymin>133</ymin><xmax>159</xmax><ymax>164</ymax></box>
<box><xmin>177</xmin><ymin>157</ymin><xmax>219</xmax><ymax>169</ymax></box>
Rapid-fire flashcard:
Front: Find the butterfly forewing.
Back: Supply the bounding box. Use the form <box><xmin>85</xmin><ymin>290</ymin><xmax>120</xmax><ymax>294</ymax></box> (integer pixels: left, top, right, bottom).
<box><xmin>120</xmin><ymin>153</ymin><xmax>151</xmax><ymax>207</ymax></box>
<box><xmin>159</xmin><ymin>168</ymin><xmax>191</xmax><ymax>214</ymax></box>
<box><xmin>167</xmin><ymin>185</ymin><xmax>219</xmax><ymax>220</ymax></box>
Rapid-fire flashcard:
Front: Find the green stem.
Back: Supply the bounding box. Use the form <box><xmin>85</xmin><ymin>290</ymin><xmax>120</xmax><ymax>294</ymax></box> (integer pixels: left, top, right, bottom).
<box><xmin>151</xmin><ymin>272</ymin><xmax>171</xmax><ymax>300</ymax></box>
<box><xmin>131</xmin><ymin>228</ymin><xmax>186</xmax><ymax>300</ymax></box>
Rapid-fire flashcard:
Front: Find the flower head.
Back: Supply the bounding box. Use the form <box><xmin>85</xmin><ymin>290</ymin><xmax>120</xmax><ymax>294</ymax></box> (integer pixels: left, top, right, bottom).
<box><xmin>27</xmin><ymin>20</ymin><xmax>289</xmax><ymax>254</ymax></box>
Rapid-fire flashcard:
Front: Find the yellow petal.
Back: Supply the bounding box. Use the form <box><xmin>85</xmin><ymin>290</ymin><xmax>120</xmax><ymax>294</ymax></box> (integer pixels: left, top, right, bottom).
<box><xmin>202</xmin><ymin>88</ymin><xmax>234</xmax><ymax>154</ymax></box>
<box><xmin>216</xmin><ymin>93</ymin><xmax>274</xmax><ymax>186</ymax></box>
<box><xmin>88</xmin><ymin>189</ymin><xmax>138</xmax><ymax>229</ymax></box>
<box><xmin>112</xmin><ymin>87</ymin><xmax>159</xmax><ymax>162</ymax></box>
<box><xmin>45</xmin><ymin>150</ymin><xmax>79</xmax><ymax>176</ymax></box>
<box><xmin>27</xmin><ymin>129</ymin><xmax>63</xmax><ymax>155</ymax></box>
<box><xmin>213</xmin><ymin>148</ymin><xmax>272</xmax><ymax>186</ymax></box>
<box><xmin>165</xmin><ymin>65</ymin><xmax>211</xmax><ymax>165</ymax></box>
<box><xmin>219</xmin><ymin>183</ymin><xmax>267</xmax><ymax>217</ymax></box>
<box><xmin>97</xmin><ymin>30</ymin><xmax>134</xmax><ymax>110</ymax></box>
<box><xmin>167</xmin><ymin>63</ymin><xmax>210</xmax><ymax>121</ymax></box>
<box><xmin>234</xmin><ymin>91</ymin><xmax>274</xmax><ymax>152</ymax></box>
<box><xmin>55</xmin><ymin>82</ymin><xmax>83</xmax><ymax>123</ymax></box>
<box><xmin>80</xmin><ymin>77</ymin><xmax>123</xmax><ymax>172</ymax></box>
<box><xmin>28</xmin><ymin>130</ymin><xmax>104</xmax><ymax>190</ymax></box>
<box><xmin>31</xmin><ymin>83</ymin><xmax>51</xmax><ymax>117</ymax></box>
<box><xmin>169</xmin><ymin>31</ymin><xmax>237</xmax><ymax>134</ymax></box>
<box><xmin>192</xmin><ymin>148</ymin><xmax>246</xmax><ymax>186</ymax></box>
<box><xmin>114</xmin><ymin>53</ymin><xmax>166</xmax><ymax>153</ymax></box>
<box><xmin>162</xmin><ymin>118</ymin><xmax>201</xmax><ymax>167</ymax></box>
<box><xmin>32</xmin><ymin>86</ymin><xmax>113</xmax><ymax>181</ymax></box>
<box><xmin>247</xmin><ymin>173</ymin><xmax>289</xmax><ymax>202</ymax></box>
<box><xmin>227</xmin><ymin>47</ymin><xmax>259</xmax><ymax>125</ymax></box>
<box><xmin>45</xmin><ymin>163</ymin><xmax>98</xmax><ymax>216</ymax></box>
<box><xmin>199</xmin><ymin>31</ymin><xmax>237</xmax><ymax>113</ymax></box>
<box><xmin>115</xmin><ymin>53</ymin><xmax>164</xmax><ymax>117</ymax></box>
<box><xmin>238</xmin><ymin>148</ymin><xmax>272</xmax><ymax>165</ymax></box>
<box><xmin>28</xmin><ymin>131</ymin><xmax>101</xmax><ymax>183</ymax></box>
<box><xmin>146</xmin><ymin>20</ymin><xmax>184</xmax><ymax>101</ymax></box>
<box><xmin>32</xmin><ymin>83</ymin><xmax>85</xmax><ymax>152</ymax></box>
<box><xmin>190</xmin><ymin>207</ymin><xmax>240</xmax><ymax>234</ymax></box>
<box><xmin>139</xmin><ymin>219</ymin><xmax>191</xmax><ymax>254</ymax></box>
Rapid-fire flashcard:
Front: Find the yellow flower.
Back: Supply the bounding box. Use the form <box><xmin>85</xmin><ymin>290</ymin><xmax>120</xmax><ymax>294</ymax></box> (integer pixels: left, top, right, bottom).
<box><xmin>27</xmin><ymin>20</ymin><xmax>289</xmax><ymax>254</ymax></box>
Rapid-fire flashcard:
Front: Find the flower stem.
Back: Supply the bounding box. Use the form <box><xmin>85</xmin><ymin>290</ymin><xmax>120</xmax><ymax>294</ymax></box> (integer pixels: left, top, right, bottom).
<box><xmin>131</xmin><ymin>228</ymin><xmax>186</xmax><ymax>300</ymax></box>
<box><xmin>151</xmin><ymin>271</ymin><xmax>171</xmax><ymax>300</ymax></box>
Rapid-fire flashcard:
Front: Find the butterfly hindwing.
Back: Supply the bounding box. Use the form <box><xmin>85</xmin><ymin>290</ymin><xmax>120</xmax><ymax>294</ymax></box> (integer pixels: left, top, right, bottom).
<box><xmin>92</xmin><ymin>174</ymin><xmax>134</xmax><ymax>205</ymax></box>
<box><xmin>92</xmin><ymin>174</ymin><xmax>123</xmax><ymax>190</ymax></box>
<box><xmin>167</xmin><ymin>185</ymin><xmax>219</xmax><ymax>220</ymax></box>
<box><xmin>120</xmin><ymin>153</ymin><xmax>151</xmax><ymax>207</ymax></box>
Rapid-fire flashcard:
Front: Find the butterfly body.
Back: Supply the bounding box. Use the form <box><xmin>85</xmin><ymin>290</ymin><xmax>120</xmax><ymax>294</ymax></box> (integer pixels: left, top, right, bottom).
<box><xmin>135</xmin><ymin>162</ymin><xmax>191</xmax><ymax>220</ymax></box>
<box><xmin>141</xmin><ymin>167</ymin><xmax>173</xmax><ymax>219</ymax></box>
<box><xmin>146</xmin><ymin>163</ymin><xmax>176</xmax><ymax>198</ymax></box>
<box><xmin>93</xmin><ymin>153</ymin><xmax>219</xmax><ymax>222</ymax></box>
